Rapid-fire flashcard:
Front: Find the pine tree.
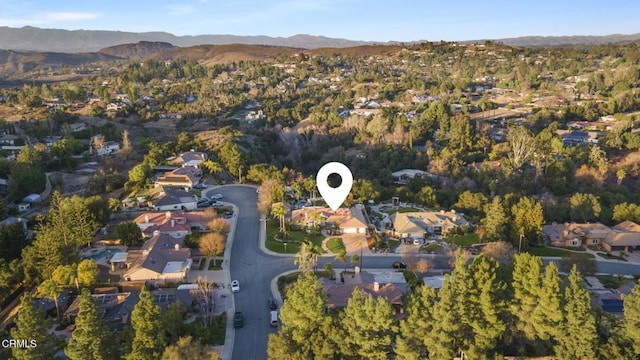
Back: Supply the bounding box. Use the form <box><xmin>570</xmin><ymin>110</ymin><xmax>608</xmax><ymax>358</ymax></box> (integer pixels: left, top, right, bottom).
<box><xmin>531</xmin><ymin>261</ymin><xmax>563</xmax><ymax>353</ymax></box>
<box><xmin>10</xmin><ymin>293</ymin><xmax>59</xmax><ymax>360</ymax></box>
<box><xmin>481</xmin><ymin>196</ymin><xmax>509</xmax><ymax>240</ymax></box>
<box><xmin>462</xmin><ymin>255</ymin><xmax>506</xmax><ymax>360</ymax></box>
<box><xmin>341</xmin><ymin>287</ymin><xmax>398</xmax><ymax>360</ymax></box>
<box><xmin>510</xmin><ymin>253</ymin><xmax>543</xmax><ymax>352</ymax></box>
<box><xmin>161</xmin><ymin>336</ymin><xmax>219</xmax><ymax>360</ymax></box>
<box><xmin>426</xmin><ymin>250</ymin><xmax>469</xmax><ymax>360</ymax></box>
<box><xmin>395</xmin><ymin>285</ymin><xmax>437</xmax><ymax>359</ymax></box>
<box><xmin>267</xmin><ymin>273</ymin><xmax>337</xmax><ymax>360</ymax></box>
<box><xmin>126</xmin><ymin>286</ymin><xmax>166</xmax><ymax>360</ymax></box>
<box><xmin>554</xmin><ymin>265</ymin><xmax>598</xmax><ymax>359</ymax></box>
<box><xmin>66</xmin><ymin>290</ymin><xmax>114</xmax><ymax>360</ymax></box>
<box><xmin>622</xmin><ymin>279</ymin><xmax>640</xmax><ymax>356</ymax></box>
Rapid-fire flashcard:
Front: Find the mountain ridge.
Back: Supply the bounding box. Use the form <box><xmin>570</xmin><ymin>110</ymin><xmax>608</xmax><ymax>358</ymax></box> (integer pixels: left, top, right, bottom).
<box><xmin>1</xmin><ymin>26</ymin><xmax>640</xmax><ymax>53</ymax></box>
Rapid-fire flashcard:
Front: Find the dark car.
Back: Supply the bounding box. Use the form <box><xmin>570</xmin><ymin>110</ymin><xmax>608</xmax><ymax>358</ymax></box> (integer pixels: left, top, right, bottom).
<box><xmin>268</xmin><ymin>298</ymin><xmax>277</xmax><ymax>310</ymax></box>
<box><xmin>233</xmin><ymin>311</ymin><xmax>244</xmax><ymax>328</ymax></box>
<box><xmin>392</xmin><ymin>261</ymin><xmax>407</xmax><ymax>269</ymax></box>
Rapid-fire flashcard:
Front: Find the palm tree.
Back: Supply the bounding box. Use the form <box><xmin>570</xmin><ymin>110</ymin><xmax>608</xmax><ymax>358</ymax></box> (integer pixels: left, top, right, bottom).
<box><xmin>617</xmin><ymin>168</ymin><xmax>627</xmax><ymax>186</ymax></box>
<box><xmin>271</xmin><ymin>203</ymin><xmax>287</xmax><ymax>233</ymax></box>
<box><xmin>306</xmin><ymin>241</ymin><xmax>323</xmax><ymax>273</ymax></box>
<box><xmin>294</xmin><ymin>242</ymin><xmax>311</xmax><ymax>272</ymax></box>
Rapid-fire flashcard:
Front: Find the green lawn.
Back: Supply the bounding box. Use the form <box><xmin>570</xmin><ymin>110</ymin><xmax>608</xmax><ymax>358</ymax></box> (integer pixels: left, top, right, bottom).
<box><xmin>208</xmin><ymin>258</ymin><xmax>223</xmax><ymax>270</ymax></box>
<box><xmin>597</xmin><ymin>252</ymin><xmax>627</xmax><ymax>261</ymax></box>
<box><xmin>326</xmin><ymin>238</ymin><xmax>346</xmax><ymax>254</ymax></box>
<box><xmin>527</xmin><ymin>246</ymin><xmax>595</xmax><ymax>258</ymax></box>
<box><xmin>596</xmin><ymin>275</ymin><xmax>629</xmax><ymax>289</ymax></box>
<box><xmin>445</xmin><ymin>233</ymin><xmax>479</xmax><ymax>247</ymax></box>
<box><xmin>265</xmin><ymin>227</ymin><xmax>325</xmax><ymax>254</ymax></box>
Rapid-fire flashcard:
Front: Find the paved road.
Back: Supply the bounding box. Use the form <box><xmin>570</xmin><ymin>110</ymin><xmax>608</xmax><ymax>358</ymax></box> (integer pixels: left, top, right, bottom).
<box><xmin>209</xmin><ymin>186</ymin><xmax>640</xmax><ymax>360</ymax></box>
<box><xmin>206</xmin><ymin>186</ymin><xmax>295</xmax><ymax>360</ymax></box>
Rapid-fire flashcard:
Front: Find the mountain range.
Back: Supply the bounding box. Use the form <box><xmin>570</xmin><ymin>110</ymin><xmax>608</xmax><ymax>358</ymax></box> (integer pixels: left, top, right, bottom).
<box><xmin>2</xmin><ymin>26</ymin><xmax>640</xmax><ymax>53</ymax></box>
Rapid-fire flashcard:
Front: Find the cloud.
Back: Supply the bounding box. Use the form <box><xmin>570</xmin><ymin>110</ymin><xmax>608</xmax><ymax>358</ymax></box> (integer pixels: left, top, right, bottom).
<box><xmin>165</xmin><ymin>4</ymin><xmax>194</xmax><ymax>15</ymax></box>
<box><xmin>0</xmin><ymin>11</ymin><xmax>100</xmax><ymax>26</ymax></box>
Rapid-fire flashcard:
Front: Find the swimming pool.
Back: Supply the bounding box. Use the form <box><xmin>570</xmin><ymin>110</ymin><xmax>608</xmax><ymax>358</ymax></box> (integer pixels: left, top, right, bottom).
<box><xmin>82</xmin><ymin>248</ymin><xmax>120</xmax><ymax>261</ymax></box>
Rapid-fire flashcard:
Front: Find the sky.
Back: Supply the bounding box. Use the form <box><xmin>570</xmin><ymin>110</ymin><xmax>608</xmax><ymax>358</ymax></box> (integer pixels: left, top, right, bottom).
<box><xmin>1</xmin><ymin>0</ymin><xmax>639</xmax><ymax>42</ymax></box>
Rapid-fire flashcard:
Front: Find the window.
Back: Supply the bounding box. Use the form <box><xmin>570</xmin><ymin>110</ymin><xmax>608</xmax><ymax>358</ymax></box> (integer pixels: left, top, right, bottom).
<box><xmin>570</xmin><ymin>239</ymin><xmax>579</xmax><ymax>246</ymax></box>
<box><xmin>591</xmin><ymin>239</ymin><xmax>599</xmax><ymax>245</ymax></box>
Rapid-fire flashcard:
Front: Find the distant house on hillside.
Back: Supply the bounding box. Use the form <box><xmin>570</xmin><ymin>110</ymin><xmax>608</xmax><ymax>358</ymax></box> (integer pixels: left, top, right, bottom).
<box><xmin>168</xmin><ymin>150</ymin><xmax>208</xmax><ymax>168</ymax></box>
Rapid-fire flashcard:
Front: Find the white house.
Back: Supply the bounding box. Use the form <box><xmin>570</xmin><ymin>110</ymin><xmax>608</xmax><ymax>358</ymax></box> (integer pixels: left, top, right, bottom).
<box><xmin>96</xmin><ymin>141</ymin><xmax>120</xmax><ymax>156</ymax></box>
<box><xmin>152</xmin><ymin>187</ymin><xmax>197</xmax><ymax>211</ymax></box>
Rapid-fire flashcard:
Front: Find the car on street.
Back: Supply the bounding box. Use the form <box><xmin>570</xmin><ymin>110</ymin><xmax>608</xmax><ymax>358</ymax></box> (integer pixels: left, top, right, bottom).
<box><xmin>210</xmin><ymin>201</ymin><xmax>224</xmax><ymax>207</ymax></box>
<box><xmin>210</xmin><ymin>193</ymin><xmax>223</xmax><ymax>200</ymax></box>
<box><xmin>197</xmin><ymin>198</ymin><xmax>210</xmax><ymax>208</ymax></box>
<box><xmin>270</xmin><ymin>310</ymin><xmax>279</xmax><ymax>327</ymax></box>
<box><xmin>268</xmin><ymin>298</ymin><xmax>277</xmax><ymax>310</ymax></box>
<box><xmin>392</xmin><ymin>261</ymin><xmax>407</xmax><ymax>269</ymax></box>
<box><xmin>233</xmin><ymin>311</ymin><xmax>244</xmax><ymax>328</ymax></box>
<box><xmin>194</xmin><ymin>182</ymin><xmax>208</xmax><ymax>189</ymax></box>
<box><xmin>231</xmin><ymin>280</ymin><xmax>240</xmax><ymax>293</ymax></box>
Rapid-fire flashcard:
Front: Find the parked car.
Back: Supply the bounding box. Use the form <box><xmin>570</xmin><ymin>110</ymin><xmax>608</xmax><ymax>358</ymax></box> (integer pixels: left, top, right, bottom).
<box><xmin>210</xmin><ymin>193</ymin><xmax>223</xmax><ymax>200</ymax></box>
<box><xmin>233</xmin><ymin>312</ymin><xmax>244</xmax><ymax>328</ymax></box>
<box><xmin>210</xmin><ymin>201</ymin><xmax>224</xmax><ymax>207</ymax></box>
<box><xmin>392</xmin><ymin>261</ymin><xmax>407</xmax><ymax>269</ymax></box>
<box><xmin>270</xmin><ymin>310</ymin><xmax>279</xmax><ymax>327</ymax></box>
<box><xmin>194</xmin><ymin>182</ymin><xmax>208</xmax><ymax>189</ymax></box>
<box><xmin>268</xmin><ymin>298</ymin><xmax>277</xmax><ymax>310</ymax></box>
<box><xmin>231</xmin><ymin>280</ymin><xmax>240</xmax><ymax>293</ymax></box>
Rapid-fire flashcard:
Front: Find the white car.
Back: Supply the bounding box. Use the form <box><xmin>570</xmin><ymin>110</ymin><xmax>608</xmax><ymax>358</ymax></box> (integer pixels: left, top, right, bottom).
<box><xmin>231</xmin><ymin>280</ymin><xmax>240</xmax><ymax>293</ymax></box>
<box><xmin>210</xmin><ymin>193</ymin><xmax>223</xmax><ymax>200</ymax></box>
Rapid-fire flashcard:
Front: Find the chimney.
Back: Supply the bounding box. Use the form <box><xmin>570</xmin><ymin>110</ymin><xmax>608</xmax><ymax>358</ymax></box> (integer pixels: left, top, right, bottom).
<box><xmin>373</xmin><ymin>282</ymin><xmax>380</xmax><ymax>292</ymax></box>
<box><xmin>145</xmin><ymin>215</ymin><xmax>149</xmax><ymax>223</ymax></box>
<box><xmin>166</xmin><ymin>211</ymin><xmax>172</xmax><ymax>220</ymax></box>
<box><xmin>171</xmin><ymin>219</ymin><xmax>175</xmax><ymax>228</ymax></box>
<box><xmin>174</xmin><ymin>243</ymin><xmax>179</xmax><ymax>250</ymax></box>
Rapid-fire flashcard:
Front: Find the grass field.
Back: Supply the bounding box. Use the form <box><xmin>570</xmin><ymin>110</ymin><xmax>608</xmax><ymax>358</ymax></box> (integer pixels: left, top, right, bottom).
<box><xmin>445</xmin><ymin>233</ymin><xmax>479</xmax><ymax>247</ymax></box>
<box><xmin>326</xmin><ymin>238</ymin><xmax>346</xmax><ymax>254</ymax></box>
<box><xmin>265</xmin><ymin>227</ymin><xmax>325</xmax><ymax>254</ymax></box>
<box><xmin>527</xmin><ymin>246</ymin><xmax>595</xmax><ymax>258</ymax></box>
<box><xmin>208</xmin><ymin>258</ymin><xmax>223</xmax><ymax>270</ymax></box>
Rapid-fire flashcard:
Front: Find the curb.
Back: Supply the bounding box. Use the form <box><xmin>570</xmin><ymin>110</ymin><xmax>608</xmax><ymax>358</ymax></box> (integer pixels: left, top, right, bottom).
<box><xmin>220</xmin><ymin>202</ymin><xmax>238</xmax><ymax>360</ymax></box>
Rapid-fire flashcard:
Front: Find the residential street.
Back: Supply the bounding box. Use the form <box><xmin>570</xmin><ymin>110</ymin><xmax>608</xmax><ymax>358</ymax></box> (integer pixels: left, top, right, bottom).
<box><xmin>208</xmin><ymin>186</ymin><xmax>640</xmax><ymax>360</ymax></box>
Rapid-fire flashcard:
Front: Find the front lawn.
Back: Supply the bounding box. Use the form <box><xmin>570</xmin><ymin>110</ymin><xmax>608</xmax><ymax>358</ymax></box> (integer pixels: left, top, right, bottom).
<box><xmin>445</xmin><ymin>233</ymin><xmax>479</xmax><ymax>247</ymax></box>
<box><xmin>326</xmin><ymin>238</ymin><xmax>346</xmax><ymax>254</ymax></box>
<box><xmin>597</xmin><ymin>252</ymin><xmax>627</xmax><ymax>261</ymax></box>
<box><xmin>596</xmin><ymin>275</ymin><xmax>629</xmax><ymax>289</ymax></box>
<box><xmin>197</xmin><ymin>257</ymin><xmax>206</xmax><ymax>270</ymax></box>
<box><xmin>265</xmin><ymin>227</ymin><xmax>325</xmax><ymax>254</ymax></box>
<box><xmin>527</xmin><ymin>246</ymin><xmax>596</xmax><ymax>258</ymax></box>
<box><xmin>208</xmin><ymin>258</ymin><xmax>223</xmax><ymax>270</ymax></box>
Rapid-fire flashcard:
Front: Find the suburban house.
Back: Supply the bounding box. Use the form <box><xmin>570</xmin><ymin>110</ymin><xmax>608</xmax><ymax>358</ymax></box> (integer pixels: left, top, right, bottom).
<box><xmin>386</xmin><ymin>210</ymin><xmax>469</xmax><ymax>239</ymax></box>
<box><xmin>63</xmin><ymin>287</ymin><xmax>195</xmax><ymax>331</ymax></box>
<box><xmin>391</xmin><ymin>169</ymin><xmax>438</xmax><ymax>184</ymax></box>
<box><xmin>320</xmin><ymin>271</ymin><xmax>408</xmax><ymax>312</ymax></box>
<box><xmin>543</xmin><ymin>221</ymin><xmax>640</xmax><ymax>252</ymax></box>
<box><xmin>122</xmin><ymin>232</ymin><xmax>192</xmax><ymax>282</ymax></box>
<box><xmin>154</xmin><ymin>166</ymin><xmax>201</xmax><ymax>190</ymax></box>
<box><xmin>168</xmin><ymin>150</ymin><xmax>208</xmax><ymax>168</ymax></box>
<box><xmin>92</xmin><ymin>137</ymin><xmax>121</xmax><ymax>156</ymax></box>
<box><xmin>133</xmin><ymin>210</ymin><xmax>216</xmax><ymax>238</ymax></box>
<box><xmin>150</xmin><ymin>187</ymin><xmax>197</xmax><ymax>211</ymax></box>
<box><xmin>291</xmin><ymin>206</ymin><xmax>369</xmax><ymax>234</ymax></box>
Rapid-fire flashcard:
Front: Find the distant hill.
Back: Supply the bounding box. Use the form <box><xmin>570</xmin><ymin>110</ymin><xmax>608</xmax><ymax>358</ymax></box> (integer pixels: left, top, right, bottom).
<box><xmin>0</xmin><ymin>26</ymin><xmax>369</xmax><ymax>53</ymax></box>
<box><xmin>471</xmin><ymin>33</ymin><xmax>640</xmax><ymax>46</ymax></box>
<box><xmin>0</xmin><ymin>49</ymin><xmax>120</xmax><ymax>77</ymax></box>
<box><xmin>98</xmin><ymin>41</ymin><xmax>176</xmax><ymax>59</ymax></box>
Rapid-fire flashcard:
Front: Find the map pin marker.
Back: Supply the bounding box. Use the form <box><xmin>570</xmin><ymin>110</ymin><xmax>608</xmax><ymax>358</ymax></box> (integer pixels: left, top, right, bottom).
<box><xmin>316</xmin><ymin>162</ymin><xmax>353</xmax><ymax>211</ymax></box>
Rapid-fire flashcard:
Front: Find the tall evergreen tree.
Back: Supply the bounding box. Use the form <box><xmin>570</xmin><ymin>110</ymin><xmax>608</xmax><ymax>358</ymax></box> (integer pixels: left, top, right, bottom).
<box><xmin>341</xmin><ymin>287</ymin><xmax>398</xmax><ymax>360</ymax></box>
<box><xmin>531</xmin><ymin>261</ymin><xmax>563</xmax><ymax>353</ymax></box>
<box><xmin>462</xmin><ymin>255</ymin><xmax>506</xmax><ymax>360</ymax></box>
<box><xmin>395</xmin><ymin>285</ymin><xmax>437</xmax><ymax>359</ymax></box>
<box><xmin>622</xmin><ymin>279</ymin><xmax>640</xmax><ymax>356</ymax></box>
<box><xmin>126</xmin><ymin>286</ymin><xmax>165</xmax><ymax>360</ymax></box>
<box><xmin>510</xmin><ymin>253</ymin><xmax>543</xmax><ymax>352</ymax></box>
<box><xmin>267</xmin><ymin>273</ymin><xmax>337</xmax><ymax>360</ymax></box>
<box><xmin>481</xmin><ymin>196</ymin><xmax>509</xmax><ymax>241</ymax></box>
<box><xmin>10</xmin><ymin>293</ymin><xmax>59</xmax><ymax>360</ymax></box>
<box><xmin>554</xmin><ymin>265</ymin><xmax>598</xmax><ymax>359</ymax></box>
<box><xmin>510</xmin><ymin>196</ymin><xmax>544</xmax><ymax>249</ymax></box>
<box><xmin>66</xmin><ymin>290</ymin><xmax>114</xmax><ymax>360</ymax></box>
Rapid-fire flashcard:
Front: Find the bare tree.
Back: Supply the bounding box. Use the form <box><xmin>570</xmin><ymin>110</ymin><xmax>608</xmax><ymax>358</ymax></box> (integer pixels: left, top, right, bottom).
<box><xmin>414</xmin><ymin>258</ymin><xmax>432</xmax><ymax>275</ymax></box>
<box><xmin>507</xmin><ymin>125</ymin><xmax>535</xmax><ymax>172</ymax></box>
<box><xmin>194</xmin><ymin>276</ymin><xmax>216</xmax><ymax>326</ymax></box>
<box><xmin>481</xmin><ymin>241</ymin><xmax>516</xmax><ymax>265</ymax></box>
